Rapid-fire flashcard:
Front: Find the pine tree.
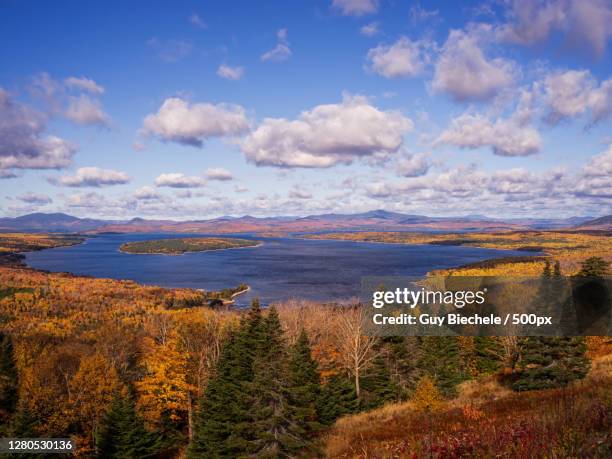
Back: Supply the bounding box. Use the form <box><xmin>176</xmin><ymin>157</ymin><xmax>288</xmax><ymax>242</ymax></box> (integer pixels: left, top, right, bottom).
<box><xmin>247</xmin><ymin>306</ymin><xmax>306</xmax><ymax>457</ymax></box>
<box><xmin>576</xmin><ymin>257</ymin><xmax>610</xmax><ymax>277</ymax></box>
<box><xmin>188</xmin><ymin>330</ymin><xmax>253</xmax><ymax>458</ymax></box>
<box><xmin>359</xmin><ymin>354</ymin><xmax>398</xmax><ymax>410</ymax></box>
<box><xmin>287</xmin><ymin>329</ymin><xmax>321</xmax><ymax>439</ymax></box>
<box><xmin>316</xmin><ymin>376</ymin><xmax>358</xmax><ymax>426</ymax></box>
<box><xmin>473</xmin><ymin>337</ymin><xmax>503</xmax><ymax>375</ymax></box>
<box><xmin>553</xmin><ymin>260</ymin><xmax>561</xmax><ymax>277</ymax></box>
<box><xmin>513</xmin><ymin>337</ymin><xmax>590</xmax><ymax>391</ymax></box>
<box><xmin>542</xmin><ymin>259</ymin><xmax>552</xmax><ymax>278</ymax></box>
<box><xmin>419</xmin><ymin>336</ymin><xmax>466</xmax><ymax>398</ymax></box>
<box><xmin>0</xmin><ymin>332</ymin><xmax>18</xmax><ymax>419</ymax></box>
<box><xmin>96</xmin><ymin>391</ymin><xmax>161</xmax><ymax>458</ymax></box>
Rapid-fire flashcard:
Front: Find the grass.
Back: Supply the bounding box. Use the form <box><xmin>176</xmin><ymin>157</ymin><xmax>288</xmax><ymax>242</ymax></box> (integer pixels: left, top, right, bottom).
<box><xmin>324</xmin><ymin>365</ymin><xmax>612</xmax><ymax>458</ymax></box>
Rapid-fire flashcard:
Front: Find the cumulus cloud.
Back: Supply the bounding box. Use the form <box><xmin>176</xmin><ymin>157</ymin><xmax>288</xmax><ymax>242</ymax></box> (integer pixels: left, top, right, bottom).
<box><xmin>29</xmin><ymin>73</ymin><xmax>110</xmax><ymax>126</ymax></box>
<box><xmin>241</xmin><ymin>94</ymin><xmax>413</xmax><ymax>168</ymax></box>
<box><xmin>360</xmin><ymin>22</ymin><xmax>379</xmax><ymax>37</ymax></box>
<box><xmin>205</xmin><ymin>167</ymin><xmax>233</xmax><ymax>181</ymax></box>
<box><xmin>142</xmin><ymin>98</ymin><xmax>250</xmax><ymax>147</ymax></box>
<box><xmin>497</xmin><ymin>0</ymin><xmax>612</xmax><ymax>57</ymax></box>
<box><xmin>64</xmin><ymin>76</ymin><xmax>104</xmax><ymax>94</ymax></box>
<box><xmin>582</xmin><ymin>145</ymin><xmax>612</xmax><ymax>178</ymax></box>
<box><xmin>217</xmin><ymin>64</ymin><xmax>244</xmax><ymax>81</ymax></box>
<box><xmin>332</xmin><ymin>0</ymin><xmax>378</xmax><ymax>16</ymax></box>
<box><xmin>543</xmin><ymin>70</ymin><xmax>612</xmax><ymax>124</ymax></box>
<box><xmin>65</xmin><ymin>95</ymin><xmax>110</xmax><ymax>126</ymax></box>
<box><xmin>65</xmin><ymin>191</ymin><xmax>109</xmax><ymax>208</ymax></box>
<box><xmin>154</xmin><ymin>173</ymin><xmax>206</xmax><ymax>188</ymax></box>
<box><xmin>366</xmin><ymin>37</ymin><xmax>430</xmax><ymax>78</ymax></box>
<box><xmin>0</xmin><ymin>88</ymin><xmax>76</xmax><ymax>175</ymax></box>
<box><xmin>54</xmin><ymin>167</ymin><xmax>130</xmax><ymax>187</ymax></box>
<box><xmin>17</xmin><ymin>192</ymin><xmax>52</xmax><ymax>204</ymax></box>
<box><xmin>396</xmin><ymin>153</ymin><xmax>430</xmax><ymax>177</ymax></box>
<box><xmin>436</xmin><ymin>112</ymin><xmax>541</xmax><ymax>156</ymax></box>
<box><xmin>261</xmin><ymin>28</ymin><xmax>292</xmax><ymax>62</ymax></box>
<box><xmin>133</xmin><ymin>186</ymin><xmax>160</xmax><ymax>200</ymax></box>
<box><xmin>432</xmin><ymin>27</ymin><xmax>516</xmax><ymax>102</ymax></box>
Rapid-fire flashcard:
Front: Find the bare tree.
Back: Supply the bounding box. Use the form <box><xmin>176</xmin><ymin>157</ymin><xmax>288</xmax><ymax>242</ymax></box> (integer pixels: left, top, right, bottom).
<box><xmin>334</xmin><ymin>306</ymin><xmax>378</xmax><ymax>398</ymax></box>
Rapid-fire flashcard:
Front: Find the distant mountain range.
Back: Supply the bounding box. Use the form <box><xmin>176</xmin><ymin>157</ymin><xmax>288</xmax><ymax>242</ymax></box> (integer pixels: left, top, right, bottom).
<box><xmin>0</xmin><ymin>211</ymin><xmax>609</xmax><ymax>234</ymax></box>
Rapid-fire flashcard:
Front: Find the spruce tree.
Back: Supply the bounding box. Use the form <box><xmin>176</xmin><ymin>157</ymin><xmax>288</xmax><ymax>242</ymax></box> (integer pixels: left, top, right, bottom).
<box><xmin>247</xmin><ymin>306</ymin><xmax>305</xmax><ymax>457</ymax></box>
<box><xmin>287</xmin><ymin>329</ymin><xmax>321</xmax><ymax>439</ymax></box>
<box><xmin>96</xmin><ymin>391</ymin><xmax>161</xmax><ymax>458</ymax></box>
<box><xmin>0</xmin><ymin>332</ymin><xmax>18</xmax><ymax>419</ymax></box>
<box><xmin>473</xmin><ymin>337</ymin><xmax>503</xmax><ymax>375</ymax></box>
<box><xmin>316</xmin><ymin>376</ymin><xmax>358</xmax><ymax>426</ymax></box>
<box><xmin>419</xmin><ymin>336</ymin><xmax>466</xmax><ymax>398</ymax></box>
<box><xmin>576</xmin><ymin>257</ymin><xmax>610</xmax><ymax>277</ymax></box>
<box><xmin>359</xmin><ymin>354</ymin><xmax>398</xmax><ymax>410</ymax></box>
<box><xmin>513</xmin><ymin>337</ymin><xmax>590</xmax><ymax>391</ymax></box>
<box><xmin>188</xmin><ymin>330</ymin><xmax>253</xmax><ymax>458</ymax></box>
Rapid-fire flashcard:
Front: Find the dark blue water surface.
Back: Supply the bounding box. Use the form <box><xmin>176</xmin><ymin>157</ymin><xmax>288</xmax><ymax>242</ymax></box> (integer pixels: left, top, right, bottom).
<box><xmin>25</xmin><ymin>233</ymin><xmax>529</xmax><ymax>306</ymax></box>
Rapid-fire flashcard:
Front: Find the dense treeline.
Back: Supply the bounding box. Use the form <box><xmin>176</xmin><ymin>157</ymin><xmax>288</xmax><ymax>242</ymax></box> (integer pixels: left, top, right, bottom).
<box><xmin>0</xmin><ymin>256</ymin><xmax>608</xmax><ymax>456</ymax></box>
<box><xmin>120</xmin><ymin>237</ymin><xmax>259</xmax><ymax>255</ymax></box>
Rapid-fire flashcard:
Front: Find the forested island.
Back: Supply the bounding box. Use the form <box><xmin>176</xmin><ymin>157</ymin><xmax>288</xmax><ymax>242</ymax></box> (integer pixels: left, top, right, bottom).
<box><xmin>119</xmin><ymin>237</ymin><xmax>260</xmax><ymax>255</ymax></box>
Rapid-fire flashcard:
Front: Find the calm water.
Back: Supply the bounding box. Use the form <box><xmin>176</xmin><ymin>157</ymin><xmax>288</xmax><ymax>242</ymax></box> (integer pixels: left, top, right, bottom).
<box><xmin>25</xmin><ymin>233</ymin><xmax>529</xmax><ymax>306</ymax></box>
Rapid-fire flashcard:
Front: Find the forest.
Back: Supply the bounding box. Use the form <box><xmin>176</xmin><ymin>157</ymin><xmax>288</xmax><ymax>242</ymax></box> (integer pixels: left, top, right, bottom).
<box><xmin>0</xmin><ymin>233</ymin><xmax>610</xmax><ymax>457</ymax></box>
<box><xmin>119</xmin><ymin>237</ymin><xmax>260</xmax><ymax>255</ymax></box>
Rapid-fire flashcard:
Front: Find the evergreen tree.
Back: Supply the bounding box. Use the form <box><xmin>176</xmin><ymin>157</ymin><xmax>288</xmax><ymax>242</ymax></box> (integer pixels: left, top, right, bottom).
<box><xmin>513</xmin><ymin>337</ymin><xmax>590</xmax><ymax>391</ymax></box>
<box><xmin>473</xmin><ymin>337</ymin><xmax>503</xmax><ymax>374</ymax></box>
<box><xmin>287</xmin><ymin>329</ymin><xmax>321</xmax><ymax>439</ymax></box>
<box><xmin>553</xmin><ymin>260</ymin><xmax>562</xmax><ymax>277</ymax></box>
<box><xmin>0</xmin><ymin>332</ymin><xmax>18</xmax><ymax>419</ymax></box>
<box><xmin>576</xmin><ymin>257</ymin><xmax>610</xmax><ymax>277</ymax></box>
<box><xmin>247</xmin><ymin>306</ymin><xmax>306</xmax><ymax>457</ymax></box>
<box><xmin>542</xmin><ymin>259</ymin><xmax>552</xmax><ymax>278</ymax></box>
<box><xmin>419</xmin><ymin>336</ymin><xmax>467</xmax><ymax>398</ymax></box>
<box><xmin>188</xmin><ymin>330</ymin><xmax>253</xmax><ymax>458</ymax></box>
<box><xmin>96</xmin><ymin>391</ymin><xmax>161</xmax><ymax>458</ymax></box>
<box><xmin>316</xmin><ymin>376</ymin><xmax>358</xmax><ymax>426</ymax></box>
<box><xmin>359</xmin><ymin>354</ymin><xmax>398</xmax><ymax>410</ymax></box>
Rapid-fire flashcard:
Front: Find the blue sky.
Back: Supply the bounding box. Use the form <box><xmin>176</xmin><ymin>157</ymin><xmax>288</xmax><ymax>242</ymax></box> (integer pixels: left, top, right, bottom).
<box><xmin>1</xmin><ymin>0</ymin><xmax>611</xmax><ymax>219</ymax></box>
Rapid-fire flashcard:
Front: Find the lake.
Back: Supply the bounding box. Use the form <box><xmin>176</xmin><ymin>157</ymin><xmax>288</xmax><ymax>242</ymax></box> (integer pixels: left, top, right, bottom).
<box><xmin>25</xmin><ymin>233</ymin><xmax>530</xmax><ymax>307</ymax></box>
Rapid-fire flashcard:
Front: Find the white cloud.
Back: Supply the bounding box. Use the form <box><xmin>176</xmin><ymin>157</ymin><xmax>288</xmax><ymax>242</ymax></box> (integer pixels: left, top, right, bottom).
<box><xmin>261</xmin><ymin>28</ymin><xmax>292</xmax><ymax>62</ymax></box>
<box><xmin>154</xmin><ymin>173</ymin><xmax>206</xmax><ymax>188</ymax></box>
<box><xmin>497</xmin><ymin>0</ymin><xmax>612</xmax><ymax>57</ymax></box>
<box><xmin>289</xmin><ymin>186</ymin><xmax>313</xmax><ymax>199</ymax></box>
<box><xmin>396</xmin><ymin>153</ymin><xmax>430</xmax><ymax>177</ymax></box>
<box><xmin>366</xmin><ymin>37</ymin><xmax>429</xmax><ymax>78</ymax></box>
<box><xmin>436</xmin><ymin>112</ymin><xmax>541</xmax><ymax>156</ymax></box>
<box><xmin>142</xmin><ymin>97</ymin><xmax>250</xmax><ymax>147</ymax></box>
<box><xmin>17</xmin><ymin>192</ymin><xmax>52</xmax><ymax>204</ymax></box>
<box><xmin>582</xmin><ymin>145</ymin><xmax>612</xmax><ymax>178</ymax></box>
<box><xmin>360</xmin><ymin>22</ymin><xmax>379</xmax><ymax>37</ymax></box>
<box><xmin>432</xmin><ymin>27</ymin><xmax>516</xmax><ymax>102</ymax></box>
<box><xmin>189</xmin><ymin>13</ymin><xmax>207</xmax><ymax>29</ymax></box>
<box><xmin>409</xmin><ymin>4</ymin><xmax>439</xmax><ymax>23</ymax></box>
<box><xmin>133</xmin><ymin>186</ymin><xmax>160</xmax><ymax>200</ymax></box>
<box><xmin>66</xmin><ymin>191</ymin><xmax>109</xmax><ymax>208</ymax></box>
<box><xmin>64</xmin><ymin>76</ymin><xmax>104</xmax><ymax>94</ymax></box>
<box><xmin>217</xmin><ymin>64</ymin><xmax>244</xmax><ymax>81</ymax></box>
<box><xmin>65</xmin><ymin>95</ymin><xmax>110</xmax><ymax>126</ymax></box>
<box><xmin>54</xmin><ymin>167</ymin><xmax>130</xmax><ymax>187</ymax></box>
<box><xmin>542</xmin><ymin>70</ymin><xmax>612</xmax><ymax>124</ymax></box>
<box><xmin>241</xmin><ymin>94</ymin><xmax>413</xmax><ymax>168</ymax></box>
<box><xmin>0</xmin><ymin>88</ymin><xmax>76</xmax><ymax>175</ymax></box>
<box><xmin>332</xmin><ymin>0</ymin><xmax>378</xmax><ymax>16</ymax></box>
<box><xmin>206</xmin><ymin>167</ymin><xmax>233</xmax><ymax>181</ymax></box>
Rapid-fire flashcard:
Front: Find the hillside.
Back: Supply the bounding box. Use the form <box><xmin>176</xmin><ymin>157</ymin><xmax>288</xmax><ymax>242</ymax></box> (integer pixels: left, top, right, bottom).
<box><xmin>1</xmin><ymin>211</ymin><xmax>601</xmax><ymax>235</ymax></box>
<box><xmin>578</xmin><ymin>215</ymin><xmax>612</xmax><ymax>230</ymax></box>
